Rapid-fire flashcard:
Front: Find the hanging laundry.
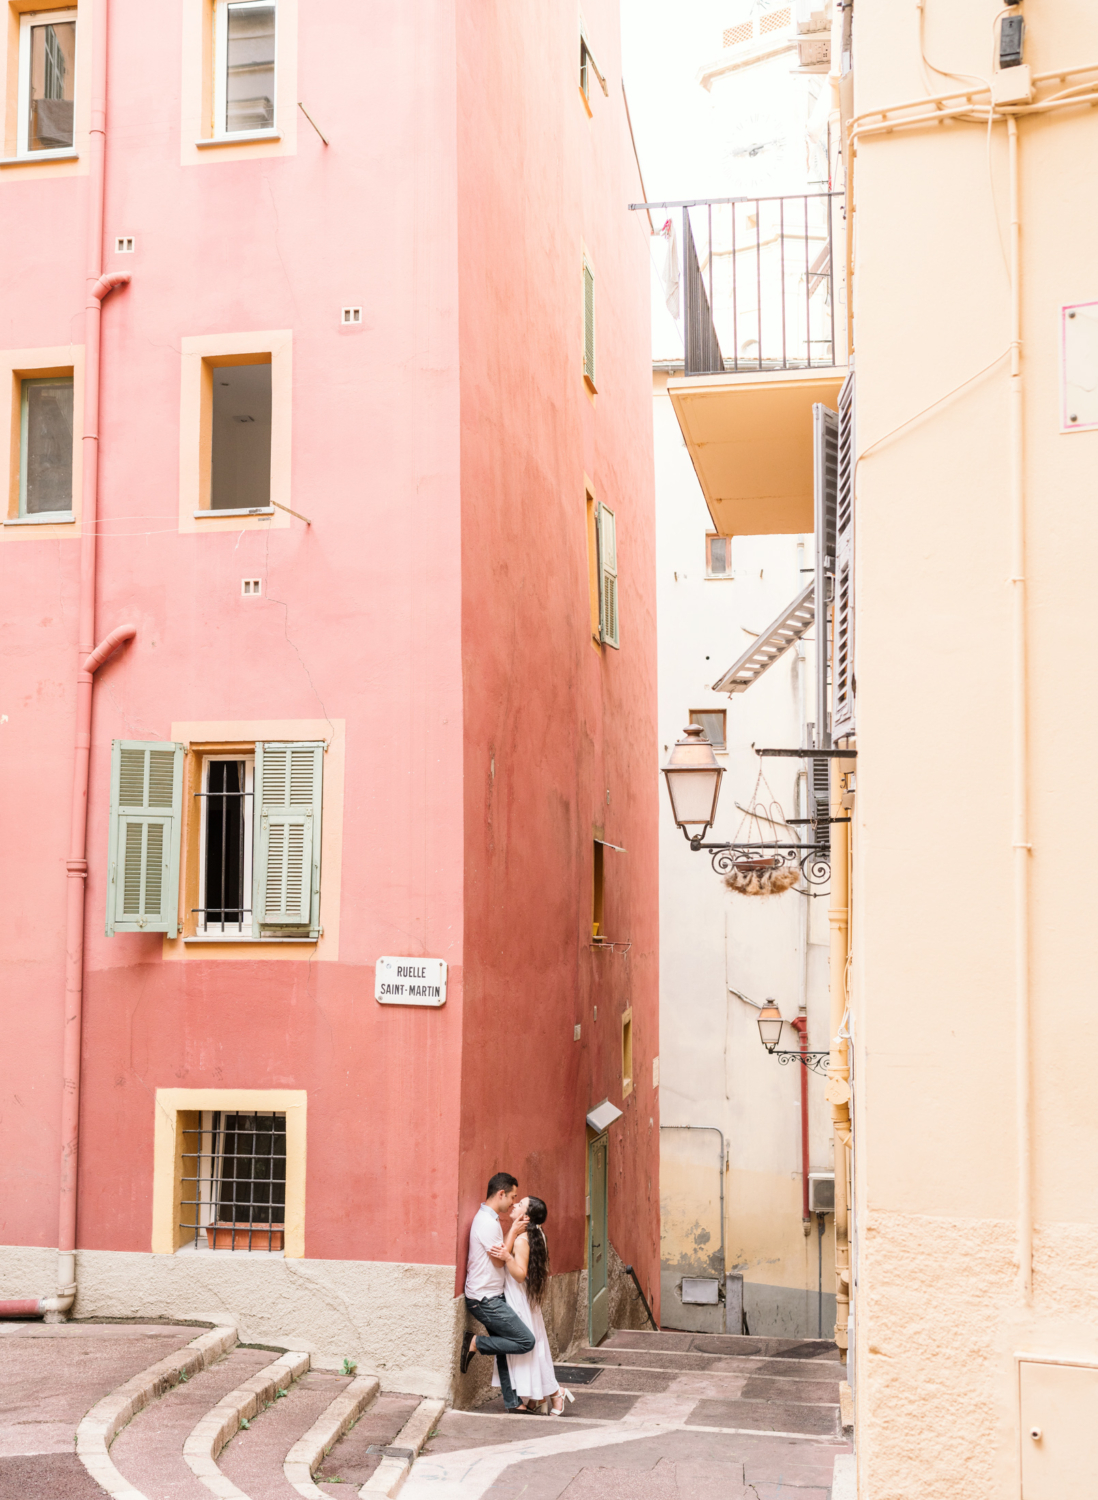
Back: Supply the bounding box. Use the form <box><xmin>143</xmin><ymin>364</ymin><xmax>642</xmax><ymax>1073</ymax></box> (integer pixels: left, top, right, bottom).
<box><xmin>658</xmin><ymin>217</ymin><xmax>680</xmax><ymax>320</ymax></box>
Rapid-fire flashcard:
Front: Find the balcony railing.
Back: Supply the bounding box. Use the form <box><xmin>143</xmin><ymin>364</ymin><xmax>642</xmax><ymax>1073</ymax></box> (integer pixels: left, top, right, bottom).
<box><xmin>679</xmin><ymin>193</ymin><xmax>844</xmax><ymax>377</ymax></box>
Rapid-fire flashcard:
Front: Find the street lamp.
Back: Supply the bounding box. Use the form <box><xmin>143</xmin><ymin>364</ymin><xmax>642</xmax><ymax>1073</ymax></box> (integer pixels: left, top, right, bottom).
<box><xmin>662</xmin><ymin>725</ymin><xmax>724</xmax><ymax>845</ymax></box>
<box><xmin>757</xmin><ymin>1001</ymin><xmax>784</xmax><ymax>1052</ymax></box>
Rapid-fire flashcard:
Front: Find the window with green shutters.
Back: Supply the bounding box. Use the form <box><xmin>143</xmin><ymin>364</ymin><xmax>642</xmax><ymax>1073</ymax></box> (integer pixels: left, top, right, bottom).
<box><xmin>252</xmin><ymin>741</ymin><xmax>324</xmax><ymax>939</ymax></box>
<box><xmin>583</xmin><ymin>257</ymin><xmax>596</xmax><ymax>386</ymax></box>
<box><xmin>597</xmin><ymin>502</ymin><xmax>619</xmax><ymax>649</ymax></box>
<box><xmin>106</xmin><ymin>741</ymin><xmax>185</xmax><ymax>935</ymax></box>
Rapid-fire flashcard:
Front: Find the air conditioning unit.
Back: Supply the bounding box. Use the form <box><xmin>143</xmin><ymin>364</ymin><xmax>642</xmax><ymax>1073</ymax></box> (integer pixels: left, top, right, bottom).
<box><xmin>808</xmin><ymin>1172</ymin><xmax>835</xmax><ymax>1214</ymax></box>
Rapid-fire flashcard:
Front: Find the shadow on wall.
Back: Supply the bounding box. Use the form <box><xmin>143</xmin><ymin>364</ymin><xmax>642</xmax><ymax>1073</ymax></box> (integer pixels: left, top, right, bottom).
<box><xmin>451</xmin><ymin>1242</ymin><xmax>651</xmax><ymax>1409</ymax></box>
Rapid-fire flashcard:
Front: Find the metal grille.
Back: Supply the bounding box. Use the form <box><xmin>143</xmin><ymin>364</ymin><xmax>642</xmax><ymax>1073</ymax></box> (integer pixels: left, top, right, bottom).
<box><xmin>179</xmin><ymin>1111</ymin><xmax>286</xmax><ymax>1251</ymax></box>
<box><xmin>723</xmin><ymin>21</ymin><xmax>752</xmax><ymax>46</ymax></box>
<box><xmin>194</xmin><ymin>760</ymin><xmax>252</xmax><ymax>931</ymax></box>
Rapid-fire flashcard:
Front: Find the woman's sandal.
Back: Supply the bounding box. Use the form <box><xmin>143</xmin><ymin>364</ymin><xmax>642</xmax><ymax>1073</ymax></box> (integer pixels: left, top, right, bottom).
<box><xmin>549</xmin><ymin>1388</ymin><xmax>575</xmax><ymax>1415</ymax></box>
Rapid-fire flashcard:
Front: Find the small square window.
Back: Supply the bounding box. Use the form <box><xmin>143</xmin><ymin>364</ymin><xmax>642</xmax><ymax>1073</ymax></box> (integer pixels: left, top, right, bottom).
<box><xmin>241</xmin><ymin>578</ymin><xmax>261</xmax><ymax>595</ymax></box>
<box><xmin>341</xmin><ymin>306</ymin><xmax>362</xmax><ymax>325</ymax></box>
<box><xmin>179</xmin><ymin>1110</ymin><xmax>286</xmax><ymax>1252</ymax></box>
<box><xmin>706</xmin><ymin>533</ymin><xmax>732</xmax><ymax>577</ymax></box>
<box><xmin>17</xmin><ymin>10</ymin><xmax>77</xmax><ymax>157</ymax></box>
<box><xmin>689</xmin><ymin>709</ymin><xmax>726</xmax><ymax>751</ymax></box>
<box><xmin>19</xmin><ymin>376</ymin><xmax>74</xmax><ymax>516</ymax></box>
<box><xmin>115</xmin><ymin>236</ymin><xmax>135</xmax><ymax>254</ymax></box>
<box><xmin>214</xmin><ymin>0</ymin><xmax>276</xmax><ymax>137</ymax></box>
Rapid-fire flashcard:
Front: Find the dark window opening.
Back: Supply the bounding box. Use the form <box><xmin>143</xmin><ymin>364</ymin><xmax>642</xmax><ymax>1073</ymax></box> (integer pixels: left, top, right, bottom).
<box><xmin>210</xmin><ymin>362</ymin><xmax>272</xmax><ymax>510</ymax></box>
<box><xmin>203</xmin><ymin>760</ymin><xmax>248</xmax><ymax>928</ymax></box>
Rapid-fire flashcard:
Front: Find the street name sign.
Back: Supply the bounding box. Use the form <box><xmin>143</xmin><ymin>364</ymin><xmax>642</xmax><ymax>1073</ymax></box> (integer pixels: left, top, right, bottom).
<box><xmin>374</xmin><ymin>956</ymin><xmax>447</xmax><ymax>1007</ymax></box>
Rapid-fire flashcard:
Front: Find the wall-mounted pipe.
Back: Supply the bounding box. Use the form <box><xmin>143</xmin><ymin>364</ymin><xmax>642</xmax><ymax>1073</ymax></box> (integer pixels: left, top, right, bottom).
<box><xmin>790</xmin><ymin>1016</ymin><xmax>812</xmax><ymax>1227</ymax></box>
<box><xmin>0</xmin><ymin>0</ymin><xmax>129</xmax><ymax>1323</ymax></box>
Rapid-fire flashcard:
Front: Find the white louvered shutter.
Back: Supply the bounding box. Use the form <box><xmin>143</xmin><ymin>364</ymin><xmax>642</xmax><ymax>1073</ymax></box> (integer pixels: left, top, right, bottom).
<box><xmin>106</xmin><ymin>741</ymin><xmax>184</xmax><ymax>936</ymax></box>
<box><xmin>253</xmin><ymin>742</ymin><xmax>324</xmax><ymax>937</ymax></box>
<box><xmin>583</xmin><ymin>259</ymin><xmax>596</xmax><ymax>384</ymax></box>
<box><xmin>831</xmin><ymin>372</ymin><xmax>856</xmax><ymax>740</ymax></box>
<box><xmin>598</xmin><ymin>503</ymin><xmax>619</xmax><ymax>649</ymax></box>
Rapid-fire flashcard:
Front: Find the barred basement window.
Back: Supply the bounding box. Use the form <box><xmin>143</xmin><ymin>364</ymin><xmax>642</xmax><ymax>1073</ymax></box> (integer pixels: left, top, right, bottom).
<box><xmin>179</xmin><ymin>1111</ymin><xmax>286</xmax><ymax>1251</ymax></box>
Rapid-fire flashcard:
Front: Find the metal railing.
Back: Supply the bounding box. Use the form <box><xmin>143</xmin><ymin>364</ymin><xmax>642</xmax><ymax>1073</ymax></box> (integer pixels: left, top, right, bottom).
<box><xmin>679</xmin><ymin>192</ymin><xmax>844</xmax><ymax>376</ymax></box>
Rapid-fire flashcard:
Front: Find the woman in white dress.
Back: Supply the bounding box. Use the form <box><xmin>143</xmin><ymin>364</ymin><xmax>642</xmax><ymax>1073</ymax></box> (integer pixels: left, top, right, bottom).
<box><xmin>491</xmin><ymin>1196</ymin><xmax>574</xmax><ymax>1415</ymax></box>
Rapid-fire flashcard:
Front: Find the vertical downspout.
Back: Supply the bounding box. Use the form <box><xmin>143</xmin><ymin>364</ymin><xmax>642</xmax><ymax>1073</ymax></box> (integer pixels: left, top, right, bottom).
<box><xmin>53</xmin><ymin>0</ymin><xmax>129</xmax><ymax>1317</ymax></box>
<box><xmin>1007</xmin><ymin>113</ymin><xmax>1032</xmax><ymax>1305</ymax></box>
<box><xmin>828</xmin><ymin>777</ymin><xmax>852</xmax><ymax>1359</ymax></box>
<box><xmin>790</xmin><ymin>1016</ymin><xmax>811</xmax><ymax>1228</ymax></box>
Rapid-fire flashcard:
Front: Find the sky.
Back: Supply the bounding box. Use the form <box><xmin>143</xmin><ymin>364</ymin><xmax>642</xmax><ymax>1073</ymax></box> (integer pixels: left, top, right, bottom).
<box><xmin>620</xmin><ymin>0</ymin><xmax>740</xmax><ymax>357</ymax></box>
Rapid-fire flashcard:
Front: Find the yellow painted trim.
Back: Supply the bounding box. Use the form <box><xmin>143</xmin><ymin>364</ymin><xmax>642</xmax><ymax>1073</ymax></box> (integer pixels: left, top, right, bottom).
<box><xmin>153</xmin><ymin>1087</ymin><xmax>307</xmax><ymax>1256</ymax></box>
<box><xmin>163</xmin><ymin>718</ymin><xmax>343</xmax><ymax>961</ymax></box>
<box><xmin>180</xmin><ymin>0</ymin><xmax>297</xmax><ymax>167</ymax></box>
<box><xmin>178</xmin><ymin>330</ymin><xmax>292</xmax><ymax>535</ymax></box>
<box><xmin>0</xmin><ymin>345</ymin><xmax>85</xmax><ymax>537</ymax></box>
<box><xmin>0</xmin><ymin>0</ymin><xmax>91</xmax><ymax>180</ymax></box>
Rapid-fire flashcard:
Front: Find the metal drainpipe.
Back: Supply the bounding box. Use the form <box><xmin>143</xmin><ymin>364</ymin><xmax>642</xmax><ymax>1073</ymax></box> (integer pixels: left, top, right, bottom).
<box><xmin>790</xmin><ymin>1016</ymin><xmax>812</xmax><ymax>1229</ymax></box>
<box><xmin>827</xmin><ymin>765</ymin><xmax>853</xmax><ymax>1360</ymax></box>
<box><xmin>0</xmin><ymin>0</ymin><xmax>132</xmax><ymax>1321</ymax></box>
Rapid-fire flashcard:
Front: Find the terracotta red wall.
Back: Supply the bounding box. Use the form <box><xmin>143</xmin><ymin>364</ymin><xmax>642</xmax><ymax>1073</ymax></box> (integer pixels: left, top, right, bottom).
<box><xmin>454</xmin><ymin>1</ymin><xmax>660</xmax><ymax>1317</ymax></box>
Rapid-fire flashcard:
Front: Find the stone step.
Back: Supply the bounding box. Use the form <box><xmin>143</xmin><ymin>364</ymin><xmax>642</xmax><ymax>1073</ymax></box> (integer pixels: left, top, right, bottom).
<box><xmin>308</xmin><ymin>1392</ymin><xmax>422</xmax><ymax>1494</ymax></box>
<box><xmin>108</xmin><ymin>1344</ymin><xmax>276</xmax><ymax>1499</ymax></box>
<box><xmin>214</xmin><ymin>1366</ymin><xmax>352</xmax><ymax>1500</ymax></box>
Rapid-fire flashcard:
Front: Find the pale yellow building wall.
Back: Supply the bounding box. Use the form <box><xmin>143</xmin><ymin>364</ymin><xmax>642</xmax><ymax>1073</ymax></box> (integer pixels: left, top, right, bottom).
<box><xmin>850</xmin><ymin>2</ymin><xmax>1098</xmax><ymax>1495</ymax></box>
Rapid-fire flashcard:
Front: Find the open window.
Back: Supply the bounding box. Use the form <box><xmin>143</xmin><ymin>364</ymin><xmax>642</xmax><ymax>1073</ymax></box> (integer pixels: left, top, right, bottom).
<box><xmin>597</xmin><ymin>503</ymin><xmax>618</xmax><ymax>648</ymax></box>
<box><xmin>583</xmin><ymin>255</ymin><xmax>596</xmax><ymax>389</ymax></box>
<box><xmin>621</xmin><ymin>1009</ymin><xmax>633</xmax><ymax>1098</ymax></box>
<box><xmin>18</xmin><ymin>374</ymin><xmax>74</xmax><ymax>517</ymax></box>
<box><xmin>213</xmin><ymin>0</ymin><xmax>277</xmax><ymax>137</ymax></box>
<box><xmin>17</xmin><ymin>9</ymin><xmax>77</xmax><ymax>158</ymax></box>
<box><xmin>208</xmin><ymin>359</ymin><xmax>272</xmax><ymax>513</ymax></box>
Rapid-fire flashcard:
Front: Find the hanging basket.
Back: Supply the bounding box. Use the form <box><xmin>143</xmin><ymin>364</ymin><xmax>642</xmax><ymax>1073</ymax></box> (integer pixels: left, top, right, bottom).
<box><xmin>724</xmin><ymin>858</ymin><xmax>801</xmax><ymax>897</ymax></box>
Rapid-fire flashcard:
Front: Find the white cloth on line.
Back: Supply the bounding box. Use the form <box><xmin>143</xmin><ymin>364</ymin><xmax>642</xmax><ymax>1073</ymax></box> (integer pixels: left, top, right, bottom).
<box><xmin>661</xmin><ymin>218</ymin><xmax>681</xmax><ymax>320</ymax></box>
<box><xmin>464</xmin><ymin>1204</ymin><xmax>506</xmax><ymax>1301</ymax></box>
<box><xmin>491</xmin><ymin>1247</ymin><xmax>559</xmax><ymax>1402</ymax></box>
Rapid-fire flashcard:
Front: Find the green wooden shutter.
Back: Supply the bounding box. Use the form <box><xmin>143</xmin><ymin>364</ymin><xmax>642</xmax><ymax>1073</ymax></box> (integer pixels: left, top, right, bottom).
<box><xmin>106</xmin><ymin>741</ymin><xmax>184</xmax><ymax>936</ymax></box>
<box><xmin>583</xmin><ymin>259</ymin><xmax>596</xmax><ymax>384</ymax></box>
<box><xmin>253</xmin><ymin>742</ymin><xmax>324</xmax><ymax>938</ymax></box>
<box><xmin>598</xmin><ymin>503</ymin><xmax>619</xmax><ymax>649</ymax></box>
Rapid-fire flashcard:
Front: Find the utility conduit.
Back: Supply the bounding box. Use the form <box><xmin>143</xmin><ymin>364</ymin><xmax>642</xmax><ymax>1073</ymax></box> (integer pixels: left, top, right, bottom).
<box><xmin>0</xmin><ymin>0</ymin><xmax>132</xmax><ymax>1323</ymax></box>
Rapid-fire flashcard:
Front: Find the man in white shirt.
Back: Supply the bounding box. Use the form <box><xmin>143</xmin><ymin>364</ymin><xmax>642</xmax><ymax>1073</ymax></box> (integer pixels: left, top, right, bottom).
<box><xmin>461</xmin><ymin>1171</ymin><xmax>536</xmax><ymax>1411</ymax></box>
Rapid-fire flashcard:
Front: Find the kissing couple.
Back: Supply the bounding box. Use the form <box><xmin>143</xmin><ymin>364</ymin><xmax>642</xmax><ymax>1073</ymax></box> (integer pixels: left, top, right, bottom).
<box><xmin>460</xmin><ymin>1171</ymin><xmax>575</xmax><ymax>1415</ymax></box>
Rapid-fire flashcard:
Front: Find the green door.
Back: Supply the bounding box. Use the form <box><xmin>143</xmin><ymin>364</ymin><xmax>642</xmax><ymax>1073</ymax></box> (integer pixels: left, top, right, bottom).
<box><xmin>588</xmin><ymin>1132</ymin><xmax>609</xmax><ymax>1345</ymax></box>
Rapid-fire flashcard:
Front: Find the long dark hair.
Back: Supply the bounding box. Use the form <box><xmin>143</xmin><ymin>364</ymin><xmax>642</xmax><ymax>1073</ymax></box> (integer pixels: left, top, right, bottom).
<box><xmin>523</xmin><ymin>1197</ymin><xmax>550</xmax><ymax>1305</ymax></box>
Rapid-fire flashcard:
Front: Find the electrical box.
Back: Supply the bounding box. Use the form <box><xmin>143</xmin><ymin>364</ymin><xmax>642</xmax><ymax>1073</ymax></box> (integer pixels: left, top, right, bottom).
<box><xmin>1062</xmin><ymin>302</ymin><xmax>1098</xmax><ymax>431</ymax></box>
<box><xmin>1019</xmin><ymin>1358</ymin><xmax>1098</xmax><ymax>1497</ymax></box>
<box><xmin>808</xmin><ymin>1172</ymin><xmax>835</xmax><ymax>1213</ymax></box>
<box><xmin>1000</xmin><ymin>14</ymin><xmax>1024</xmax><ymax>68</ymax></box>
<box><xmin>681</xmin><ymin>1276</ymin><xmax>720</xmax><ymax>1305</ymax></box>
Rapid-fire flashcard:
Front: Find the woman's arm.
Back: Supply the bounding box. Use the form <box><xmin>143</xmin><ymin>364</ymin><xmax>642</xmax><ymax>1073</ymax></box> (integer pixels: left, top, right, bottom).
<box><xmin>503</xmin><ymin>1232</ymin><xmax>530</xmax><ymax>1283</ymax></box>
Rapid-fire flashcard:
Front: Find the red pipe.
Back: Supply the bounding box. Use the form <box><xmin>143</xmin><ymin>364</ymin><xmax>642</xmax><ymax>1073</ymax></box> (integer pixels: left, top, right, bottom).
<box><xmin>791</xmin><ymin>1015</ymin><xmax>811</xmax><ymax>1224</ymax></box>
<box><xmin>0</xmin><ymin>0</ymin><xmax>131</xmax><ymax>1321</ymax></box>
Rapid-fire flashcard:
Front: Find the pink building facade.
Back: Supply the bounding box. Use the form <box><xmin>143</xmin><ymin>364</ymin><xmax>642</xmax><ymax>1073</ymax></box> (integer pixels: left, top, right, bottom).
<box><xmin>0</xmin><ymin>0</ymin><xmax>658</xmax><ymax>1393</ymax></box>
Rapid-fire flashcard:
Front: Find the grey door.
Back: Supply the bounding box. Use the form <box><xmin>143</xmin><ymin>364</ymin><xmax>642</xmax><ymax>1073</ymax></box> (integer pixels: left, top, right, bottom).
<box><xmin>588</xmin><ymin>1131</ymin><xmax>609</xmax><ymax>1345</ymax></box>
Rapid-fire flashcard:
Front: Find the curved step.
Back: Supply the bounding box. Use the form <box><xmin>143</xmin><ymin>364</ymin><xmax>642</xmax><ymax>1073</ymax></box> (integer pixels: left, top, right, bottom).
<box><xmin>75</xmin><ymin>1326</ymin><xmax>238</xmax><ymax>1500</ymax></box>
<box><xmin>107</xmin><ymin>1344</ymin><xmax>276</xmax><ymax>1498</ymax></box>
<box><xmin>283</xmin><ymin>1374</ymin><xmax>380</xmax><ymax>1497</ymax></box>
<box><xmin>183</xmin><ymin>1348</ymin><xmax>310</xmax><ymax>1496</ymax></box>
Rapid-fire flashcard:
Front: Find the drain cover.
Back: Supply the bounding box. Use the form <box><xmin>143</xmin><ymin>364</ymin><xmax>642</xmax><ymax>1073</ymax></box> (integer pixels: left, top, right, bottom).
<box><xmin>553</xmin><ymin>1364</ymin><xmax>601</xmax><ymax>1385</ymax></box>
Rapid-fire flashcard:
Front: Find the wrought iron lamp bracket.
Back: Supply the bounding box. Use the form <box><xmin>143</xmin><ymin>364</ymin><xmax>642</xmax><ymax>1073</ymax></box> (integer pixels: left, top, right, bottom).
<box><xmin>766</xmin><ymin>1048</ymin><xmax>831</xmax><ymax>1075</ymax></box>
<box><xmin>683</xmin><ymin>831</ymin><xmax>831</xmax><ymax>887</ymax></box>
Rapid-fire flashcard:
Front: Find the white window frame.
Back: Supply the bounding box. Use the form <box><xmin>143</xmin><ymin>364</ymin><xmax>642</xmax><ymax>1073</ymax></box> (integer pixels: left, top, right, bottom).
<box><xmin>213</xmin><ymin>0</ymin><xmax>279</xmax><ymax>140</ymax></box>
<box><xmin>198</xmin><ymin>754</ymin><xmax>254</xmax><ymax>937</ymax></box>
<box><xmin>16</xmin><ymin>8</ymin><xmax>78</xmax><ymax>160</ymax></box>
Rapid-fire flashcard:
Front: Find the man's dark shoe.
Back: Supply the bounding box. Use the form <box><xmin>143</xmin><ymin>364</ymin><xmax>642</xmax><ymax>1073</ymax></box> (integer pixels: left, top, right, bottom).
<box><xmin>460</xmin><ymin>1330</ymin><xmax>476</xmax><ymax>1374</ymax></box>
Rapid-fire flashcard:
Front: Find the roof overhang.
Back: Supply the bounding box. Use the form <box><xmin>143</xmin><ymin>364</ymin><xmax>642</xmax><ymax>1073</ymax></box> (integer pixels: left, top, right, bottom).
<box><xmin>667</xmin><ymin>367</ymin><xmax>847</xmax><ymax>536</ymax></box>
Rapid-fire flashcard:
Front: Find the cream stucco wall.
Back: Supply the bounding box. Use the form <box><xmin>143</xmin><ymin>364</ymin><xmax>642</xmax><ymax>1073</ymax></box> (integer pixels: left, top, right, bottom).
<box><xmin>655</xmin><ymin>369</ymin><xmax>835</xmax><ymax>1339</ymax></box>
<box><xmin>849</xmin><ymin>1</ymin><xmax>1098</xmax><ymax>1493</ymax></box>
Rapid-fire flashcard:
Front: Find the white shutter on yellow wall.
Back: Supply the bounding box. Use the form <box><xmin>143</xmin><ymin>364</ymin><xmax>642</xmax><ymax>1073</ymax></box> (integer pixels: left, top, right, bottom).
<box><xmin>598</xmin><ymin>502</ymin><xmax>619</xmax><ymax>649</ymax></box>
<box><xmin>252</xmin><ymin>742</ymin><xmax>324</xmax><ymax>937</ymax></box>
<box><xmin>106</xmin><ymin>740</ymin><xmax>184</xmax><ymax>936</ymax></box>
